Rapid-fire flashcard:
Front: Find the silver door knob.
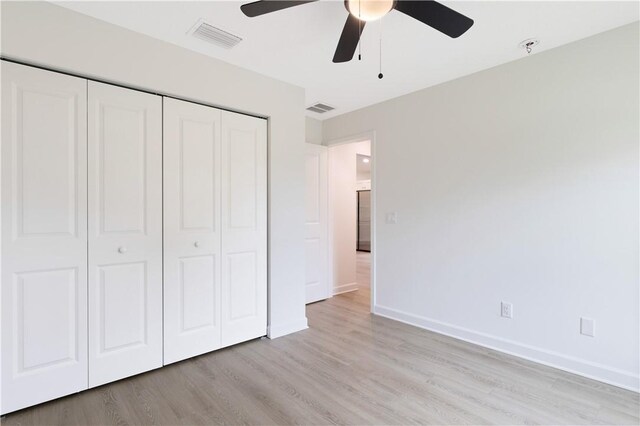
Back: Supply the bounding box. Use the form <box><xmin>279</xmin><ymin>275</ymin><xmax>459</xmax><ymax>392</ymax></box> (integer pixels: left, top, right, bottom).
<box><xmin>194</xmin><ymin>241</ymin><xmax>200</xmax><ymax>248</ymax></box>
<box><xmin>118</xmin><ymin>246</ymin><xmax>127</xmax><ymax>254</ymax></box>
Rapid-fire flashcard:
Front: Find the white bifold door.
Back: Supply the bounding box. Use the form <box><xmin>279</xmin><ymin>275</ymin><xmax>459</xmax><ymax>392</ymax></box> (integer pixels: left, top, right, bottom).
<box><xmin>87</xmin><ymin>81</ymin><xmax>163</xmax><ymax>387</ymax></box>
<box><xmin>163</xmin><ymin>99</ymin><xmax>267</xmax><ymax>360</ymax></box>
<box><xmin>1</xmin><ymin>61</ymin><xmax>266</xmax><ymax>414</ymax></box>
<box><xmin>220</xmin><ymin>112</ymin><xmax>267</xmax><ymax>347</ymax></box>
<box><xmin>1</xmin><ymin>62</ymin><xmax>89</xmax><ymax>414</ymax></box>
<box><xmin>163</xmin><ymin>98</ymin><xmax>222</xmax><ymax>364</ymax></box>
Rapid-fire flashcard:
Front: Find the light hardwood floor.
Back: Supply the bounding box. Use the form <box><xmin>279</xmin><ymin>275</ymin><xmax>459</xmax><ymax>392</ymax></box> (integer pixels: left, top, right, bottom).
<box><xmin>356</xmin><ymin>251</ymin><xmax>371</xmax><ymax>288</ymax></box>
<box><xmin>3</xmin><ymin>271</ymin><xmax>638</xmax><ymax>424</ymax></box>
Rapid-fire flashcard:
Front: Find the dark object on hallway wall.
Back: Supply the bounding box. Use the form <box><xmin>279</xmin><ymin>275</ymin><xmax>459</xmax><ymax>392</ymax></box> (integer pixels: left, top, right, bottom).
<box><xmin>357</xmin><ymin>190</ymin><xmax>371</xmax><ymax>252</ymax></box>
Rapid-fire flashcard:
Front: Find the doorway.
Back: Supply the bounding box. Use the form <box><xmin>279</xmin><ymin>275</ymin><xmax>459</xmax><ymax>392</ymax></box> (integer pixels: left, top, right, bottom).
<box><xmin>356</xmin><ymin>154</ymin><xmax>372</xmax><ymax>295</ymax></box>
<box><xmin>304</xmin><ymin>133</ymin><xmax>376</xmax><ymax>311</ymax></box>
<box><xmin>328</xmin><ymin>138</ymin><xmax>373</xmax><ymax>308</ymax></box>
<box><xmin>356</xmin><ymin>154</ymin><xmax>371</xmax><ymax>253</ymax></box>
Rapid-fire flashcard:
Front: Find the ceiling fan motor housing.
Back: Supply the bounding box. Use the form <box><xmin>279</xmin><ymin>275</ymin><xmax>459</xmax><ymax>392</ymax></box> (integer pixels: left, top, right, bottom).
<box><xmin>344</xmin><ymin>0</ymin><xmax>398</xmax><ymax>21</ymax></box>
<box><xmin>241</xmin><ymin>0</ymin><xmax>474</xmax><ymax>64</ymax></box>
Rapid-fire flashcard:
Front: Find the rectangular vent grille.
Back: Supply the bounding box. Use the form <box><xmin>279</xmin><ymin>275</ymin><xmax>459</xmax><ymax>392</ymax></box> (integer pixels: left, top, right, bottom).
<box><xmin>189</xmin><ymin>19</ymin><xmax>242</xmax><ymax>49</ymax></box>
<box><xmin>306</xmin><ymin>102</ymin><xmax>335</xmax><ymax>114</ymax></box>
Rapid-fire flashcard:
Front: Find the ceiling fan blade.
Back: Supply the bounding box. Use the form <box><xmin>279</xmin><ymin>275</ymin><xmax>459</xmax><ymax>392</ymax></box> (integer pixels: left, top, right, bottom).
<box><xmin>394</xmin><ymin>0</ymin><xmax>473</xmax><ymax>38</ymax></box>
<box><xmin>333</xmin><ymin>14</ymin><xmax>366</xmax><ymax>63</ymax></box>
<box><xmin>241</xmin><ymin>0</ymin><xmax>318</xmax><ymax>17</ymax></box>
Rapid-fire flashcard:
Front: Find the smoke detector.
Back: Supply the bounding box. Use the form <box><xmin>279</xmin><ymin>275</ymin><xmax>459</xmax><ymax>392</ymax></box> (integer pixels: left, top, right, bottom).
<box><xmin>519</xmin><ymin>38</ymin><xmax>540</xmax><ymax>55</ymax></box>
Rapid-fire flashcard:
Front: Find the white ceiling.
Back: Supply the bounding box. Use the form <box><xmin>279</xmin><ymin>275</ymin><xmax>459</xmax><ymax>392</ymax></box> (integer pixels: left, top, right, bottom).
<box><xmin>56</xmin><ymin>1</ymin><xmax>639</xmax><ymax>120</ymax></box>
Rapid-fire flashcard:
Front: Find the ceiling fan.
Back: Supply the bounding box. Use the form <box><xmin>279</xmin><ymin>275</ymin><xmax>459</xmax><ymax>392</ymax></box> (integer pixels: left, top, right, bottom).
<box><xmin>240</xmin><ymin>0</ymin><xmax>474</xmax><ymax>63</ymax></box>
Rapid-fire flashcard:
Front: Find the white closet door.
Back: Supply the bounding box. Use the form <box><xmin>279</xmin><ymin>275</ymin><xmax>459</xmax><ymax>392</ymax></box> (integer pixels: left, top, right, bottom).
<box><xmin>220</xmin><ymin>111</ymin><xmax>267</xmax><ymax>347</ymax></box>
<box><xmin>1</xmin><ymin>62</ymin><xmax>88</xmax><ymax>414</ymax></box>
<box><xmin>163</xmin><ymin>98</ymin><xmax>222</xmax><ymax>364</ymax></box>
<box><xmin>87</xmin><ymin>81</ymin><xmax>163</xmax><ymax>387</ymax></box>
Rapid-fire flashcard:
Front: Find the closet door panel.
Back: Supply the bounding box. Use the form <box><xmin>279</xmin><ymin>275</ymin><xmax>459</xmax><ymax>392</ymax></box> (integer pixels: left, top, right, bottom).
<box><xmin>97</xmin><ymin>262</ymin><xmax>147</xmax><ymax>351</ymax></box>
<box><xmin>227</xmin><ymin>252</ymin><xmax>258</xmax><ymax>319</ymax></box>
<box><xmin>1</xmin><ymin>62</ymin><xmax>88</xmax><ymax>415</ymax></box>
<box><xmin>97</xmin><ymin>103</ymin><xmax>146</xmax><ymax>233</ymax></box>
<box><xmin>163</xmin><ymin>98</ymin><xmax>222</xmax><ymax>365</ymax></box>
<box><xmin>221</xmin><ymin>111</ymin><xmax>267</xmax><ymax>348</ymax></box>
<box><xmin>88</xmin><ymin>81</ymin><xmax>162</xmax><ymax>387</ymax></box>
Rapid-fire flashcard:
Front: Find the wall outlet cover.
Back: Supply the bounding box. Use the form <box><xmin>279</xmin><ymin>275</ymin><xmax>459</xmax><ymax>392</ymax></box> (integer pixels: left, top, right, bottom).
<box><xmin>501</xmin><ymin>301</ymin><xmax>513</xmax><ymax>319</ymax></box>
<box><xmin>580</xmin><ymin>317</ymin><xmax>595</xmax><ymax>337</ymax></box>
<box><xmin>385</xmin><ymin>212</ymin><xmax>397</xmax><ymax>224</ymax></box>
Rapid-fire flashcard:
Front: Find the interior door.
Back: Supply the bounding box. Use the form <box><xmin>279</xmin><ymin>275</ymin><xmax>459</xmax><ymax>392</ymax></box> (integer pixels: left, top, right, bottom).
<box><xmin>163</xmin><ymin>97</ymin><xmax>222</xmax><ymax>364</ymax></box>
<box><xmin>305</xmin><ymin>144</ymin><xmax>329</xmax><ymax>303</ymax></box>
<box><xmin>87</xmin><ymin>81</ymin><xmax>163</xmax><ymax>387</ymax></box>
<box><xmin>220</xmin><ymin>111</ymin><xmax>267</xmax><ymax>347</ymax></box>
<box><xmin>1</xmin><ymin>62</ymin><xmax>88</xmax><ymax>414</ymax></box>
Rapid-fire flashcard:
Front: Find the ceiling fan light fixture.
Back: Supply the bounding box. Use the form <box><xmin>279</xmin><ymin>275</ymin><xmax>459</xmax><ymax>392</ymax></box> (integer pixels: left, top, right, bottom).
<box><xmin>241</xmin><ymin>0</ymin><xmax>474</xmax><ymax>65</ymax></box>
<box><xmin>346</xmin><ymin>0</ymin><xmax>395</xmax><ymax>22</ymax></box>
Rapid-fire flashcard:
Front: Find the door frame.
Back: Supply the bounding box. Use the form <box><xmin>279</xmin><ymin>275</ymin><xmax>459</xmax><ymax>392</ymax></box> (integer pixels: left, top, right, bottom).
<box><xmin>325</xmin><ymin>131</ymin><xmax>377</xmax><ymax>312</ymax></box>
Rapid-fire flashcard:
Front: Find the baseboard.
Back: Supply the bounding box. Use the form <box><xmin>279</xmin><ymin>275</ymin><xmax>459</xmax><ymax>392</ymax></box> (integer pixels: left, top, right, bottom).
<box><xmin>333</xmin><ymin>282</ymin><xmax>358</xmax><ymax>295</ymax></box>
<box><xmin>374</xmin><ymin>304</ymin><xmax>640</xmax><ymax>392</ymax></box>
<box><xmin>267</xmin><ymin>317</ymin><xmax>308</xmax><ymax>339</ymax></box>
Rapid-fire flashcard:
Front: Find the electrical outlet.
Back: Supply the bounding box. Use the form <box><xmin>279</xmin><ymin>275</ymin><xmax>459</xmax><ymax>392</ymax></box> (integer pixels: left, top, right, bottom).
<box><xmin>580</xmin><ymin>317</ymin><xmax>595</xmax><ymax>337</ymax></box>
<box><xmin>501</xmin><ymin>302</ymin><xmax>513</xmax><ymax>319</ymax></box>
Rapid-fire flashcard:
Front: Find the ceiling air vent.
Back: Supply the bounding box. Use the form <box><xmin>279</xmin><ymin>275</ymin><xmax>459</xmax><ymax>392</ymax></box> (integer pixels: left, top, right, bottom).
<box><xmin>306</xmin><ymin>103</ymin><xmax>335</xmax><ymax>114</ymax></box>
<box><xmin>188</xmin><ymin>19</ymin><xmax>242</xmax><ymax>49</ymax></box>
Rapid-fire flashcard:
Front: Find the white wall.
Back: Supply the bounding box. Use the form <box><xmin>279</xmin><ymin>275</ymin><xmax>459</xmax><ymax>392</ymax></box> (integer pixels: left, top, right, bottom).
<box><xmin>323</xmin><ymin>22</ymin><xmax>640</xmax><ymax>390</ymax></box>
<box><xmin>356</xmin><ymin>154</ymin><xmax>371</xmax><ymax>181</ymax></box>
<box><xmin>329</xmin><ymin>141</ymin><xmax>370</xmax><ymax>294</ymax></box>
<box><xmin>305</xmin><ymin>117</ymin><xmax>324</xmax><ymax>145</ymax></box>
<box><xmin>0</xmin><ymin>1</ymin><xmax>308</xmax><ymax>338</ymax></box>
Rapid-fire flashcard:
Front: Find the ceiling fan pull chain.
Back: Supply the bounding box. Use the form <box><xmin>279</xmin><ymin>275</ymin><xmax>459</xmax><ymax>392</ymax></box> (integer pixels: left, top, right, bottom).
<box><xmin>358</xmin><ymin>20</ymin><xmax>361</xmax><ymax>60</ymax></box>
<box><xmin>378</xmin><ymin>18</ymin><xmax>383</xmax><ymax>79</ymax></box>
<box><xmin>358</xmin><ymin>0</ymin><xmax>362</xmax><ymax>60</ymax></box>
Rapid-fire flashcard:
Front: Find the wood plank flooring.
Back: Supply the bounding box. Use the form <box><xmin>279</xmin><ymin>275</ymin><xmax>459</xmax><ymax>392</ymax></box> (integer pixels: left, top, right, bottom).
<box><xmin>3</xmin><ymin>271</ymin><xmax>638</xmax><ymax>424</ymax></box>
<box><xmin>356</xmin><ymin>251</ymin><xmax>371</xmax><ymax>288</ymax></box>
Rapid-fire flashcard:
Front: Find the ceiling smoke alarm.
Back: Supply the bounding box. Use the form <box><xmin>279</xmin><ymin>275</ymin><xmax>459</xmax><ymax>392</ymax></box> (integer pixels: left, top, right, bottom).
<box><xmin>519</xmin><ymin>38</ymin><xmax>540</xmax><ymax>54</ymax></box>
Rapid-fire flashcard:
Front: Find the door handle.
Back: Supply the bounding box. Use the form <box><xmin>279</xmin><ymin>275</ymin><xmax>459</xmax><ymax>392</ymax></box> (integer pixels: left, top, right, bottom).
<box><xmin>194</xmin><ymin>241</ymin><xmax>200</xmax><ymax>248</ymax></box>
<box><xmin>118</xmin><ymin>246</ymin><xmax>127</xmax><ymax>254</ymax></box>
